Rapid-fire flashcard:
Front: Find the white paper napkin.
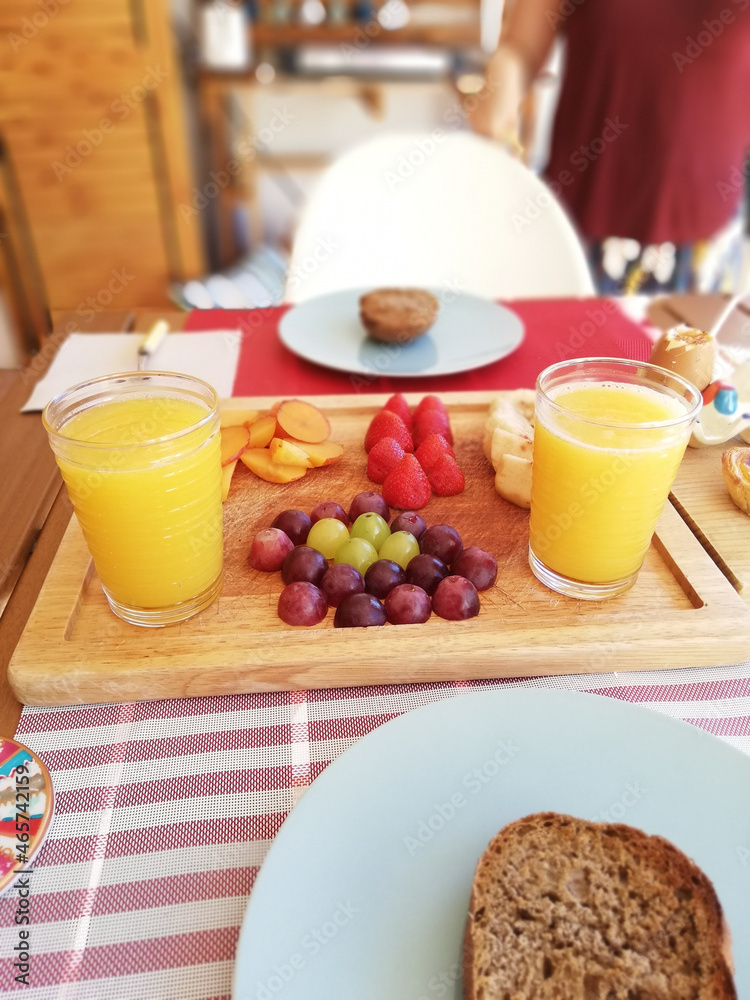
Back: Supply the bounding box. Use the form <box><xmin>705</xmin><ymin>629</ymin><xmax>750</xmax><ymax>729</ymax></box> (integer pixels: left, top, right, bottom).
<box><xmin>22</xmin><ymin>332</ymin><xmax>242</xmax><ymax>412</ymax></box>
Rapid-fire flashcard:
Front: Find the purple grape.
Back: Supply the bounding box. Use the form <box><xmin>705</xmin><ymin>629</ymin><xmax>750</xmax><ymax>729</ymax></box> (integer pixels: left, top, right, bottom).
<box><xmin>278</xmin><ymin>582</ymin><xmax>328</xmax><ymax>626</ymax></box>
<box><xmin>348</xmin><ymin>491</ymin><xmax>390</xmax><ymax>523</ymax></box>
<box><xmin>249</xmin><ymin>528</ymin><xmax>294</xmax><ymax>572</ymax></box>
<box><xmin>405</xmin><ymin>553</ymin><xmax>449</xmax><ymax>596</ymax></box>
<box><xmin>281</xmin><ymin>545</ymin><xmax>328</xmax><ymax>586</ymax></box>
<box><xmin>432</xmin><ymin>576</ymin><xmax>479</xmax><ymax>621</ymax></box>
<box><xmin>364</xmin><ymin>559</ymin><xmax>405</xmax><ymax>600</ymax></box>
<box><xmin>320</xmin><ymin>564</ymin><xmax>365</xmax><ymax>607</ymax></box>
<box><xmin>420</xmin><ymin>524</ymin><xmax>463</xmax><ymax>565</ymax></box>
<box><xmin>334</xmin><ymin>593</ymin><xmax>387</xmax><ymax>628</ymax></box>
<box><xmin>390</xmin><ymin>511</ymin><xmax>427</xmax><ymax>541</ymax></box>
<box><xmin>271</xmin><ymin>509</ymin><xmax>312</xmax><ymax>546</ymax></box>
<box><xmin>452</xmin><ymin>547</ymin><xmax>498</xmax><ymax>591</ymax></box>
<box><xmin>385</xmin><ymin>584</ymin><xmax>431</xmax><ymax>625</ymax></box>
<box><xmin>310</xmin><ymin>502</ymin><xmax>349</xmax><ymax>527</ymax></box>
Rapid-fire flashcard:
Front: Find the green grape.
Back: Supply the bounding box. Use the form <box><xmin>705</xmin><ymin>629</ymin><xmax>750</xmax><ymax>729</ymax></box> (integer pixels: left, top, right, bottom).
<box><xmin>350</xmin><ymin>512</ymin><xmax>390</xmax><ymax>551</ymax></box>
<box><xmin>378</xmin><ymin>530</ymin><xmax>420</xmax><ymax>570</ymax></box>
<box><xmin>307</xmin><ymin>518</ymin><xmax>350</xmax><ymax>559</ymax></box>
<box><xmin>334</xmin><ymin>537</ymin><xmax>378</xmax><ymax>575</ymax></box>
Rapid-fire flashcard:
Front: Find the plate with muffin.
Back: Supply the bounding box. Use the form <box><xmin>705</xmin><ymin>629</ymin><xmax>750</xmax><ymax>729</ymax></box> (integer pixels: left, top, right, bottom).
<box><xmin>279</xmin><ymin>287</ymin><xmax>524</xmax><ymax>377</ymax></box>
<box><xmin>233</xmin><ymin>689</ymin><xmax>749</xmax><ymax>999</ymax></box>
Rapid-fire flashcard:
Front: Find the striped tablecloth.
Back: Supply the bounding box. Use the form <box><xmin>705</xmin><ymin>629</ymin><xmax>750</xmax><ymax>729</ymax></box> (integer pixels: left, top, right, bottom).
<box><xmin>3</xmin><ymin>299</ymin><xmax>749</xmax><ymax>998</ymax></box>
<box><xmin>2</xmin><ymin>668</ymin><xmax>749</xmax><ymax>998</ymax></box>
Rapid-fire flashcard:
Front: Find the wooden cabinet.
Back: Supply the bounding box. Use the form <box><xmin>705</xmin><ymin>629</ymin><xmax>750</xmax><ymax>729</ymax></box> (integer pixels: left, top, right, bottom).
<box><xmin>0</xmin><ymin>0</ymin><xmax>205</xmax><ymax>316</ymax></box>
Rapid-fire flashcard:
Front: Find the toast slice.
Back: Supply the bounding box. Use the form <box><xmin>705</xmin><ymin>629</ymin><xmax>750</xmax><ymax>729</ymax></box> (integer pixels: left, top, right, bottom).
<box><xmin>464</xmin><ymin>812</ymin><xmax>736</xmax><ymax>1000</ymax></box>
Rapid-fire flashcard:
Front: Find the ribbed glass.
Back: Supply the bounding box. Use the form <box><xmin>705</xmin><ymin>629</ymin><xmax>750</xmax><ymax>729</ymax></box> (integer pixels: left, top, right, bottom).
<box><xmin>44</xmin><ymin>372</ymin><xmax>223</xmax><ymax>626</ymax></box>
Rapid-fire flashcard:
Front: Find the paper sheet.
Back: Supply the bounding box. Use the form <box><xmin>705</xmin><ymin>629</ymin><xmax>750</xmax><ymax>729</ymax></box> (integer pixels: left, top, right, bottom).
<box><xmin>22</xmin><ymin>332</ymin><xmax>242</xmax><ymax>412</ymax></box>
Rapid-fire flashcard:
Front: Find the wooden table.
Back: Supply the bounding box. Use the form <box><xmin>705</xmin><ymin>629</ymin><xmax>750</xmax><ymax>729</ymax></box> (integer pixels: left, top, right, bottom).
<box><xmin>1</xmin><ymin>296</ymin><xmax>747</xmax><ymax>736</ymax></box>
<box><xmin>0</xmin><ymin>309</ymin><xmax>186</xmax><ymax>735</ymax></box>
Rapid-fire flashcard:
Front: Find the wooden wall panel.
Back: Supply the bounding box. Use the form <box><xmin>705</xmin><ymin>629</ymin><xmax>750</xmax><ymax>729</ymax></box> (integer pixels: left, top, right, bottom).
<box><xmin>0</xmin><ymin>0</ymin><xmax>204</xmax><ymax>311</ymax></box>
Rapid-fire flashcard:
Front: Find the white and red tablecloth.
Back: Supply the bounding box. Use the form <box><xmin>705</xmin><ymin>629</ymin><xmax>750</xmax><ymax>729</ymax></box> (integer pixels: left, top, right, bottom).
<box><xmin>2</xmin><ymin>299</ymin><xmax>749</xmax><ymax>1000</ymax></box>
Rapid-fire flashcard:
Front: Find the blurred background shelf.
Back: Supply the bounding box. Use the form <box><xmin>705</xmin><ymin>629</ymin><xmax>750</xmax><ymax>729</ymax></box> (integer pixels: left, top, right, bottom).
<box><xmin>249</xmin><ymin>22</ymin><xmax>479</xmax><ymax>46</ymax></box>
<box><xmin>190</xmin><ymin>0</ymin><xmax>485</xmax><ymax>277</ymax></box>
<box><xmin>2</xmin><ymin>0</ymin><xmax>745</xmax><ymax>346</ymax></box>
<box><xmin>0</xmin><ymin>0</ymin><xmax>489</xmax><ymax>342</ymax></box>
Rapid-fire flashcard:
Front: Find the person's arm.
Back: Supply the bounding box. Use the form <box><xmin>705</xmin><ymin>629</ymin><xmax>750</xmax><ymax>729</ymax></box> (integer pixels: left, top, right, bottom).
<box><xmin>502</xmin><ymin>0</ymin><xmax>563</xmax><ymax>81</ymax></box>
<box><xmin>469</xmin><ymin>0</ymin><xmax>563</xmax><ymax>144</ymax></box>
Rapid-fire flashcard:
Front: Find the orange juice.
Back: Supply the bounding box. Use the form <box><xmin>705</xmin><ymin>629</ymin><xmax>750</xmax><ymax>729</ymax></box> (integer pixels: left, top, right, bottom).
<box><xmin>530</xmin><ymin>381</ymin><xmax>692</xmax><ymax>586</ymax></box>
<box><xmin>47</xmin><ymin>380</ymin><xmax>223</xmax><ymax>624</ymax></box>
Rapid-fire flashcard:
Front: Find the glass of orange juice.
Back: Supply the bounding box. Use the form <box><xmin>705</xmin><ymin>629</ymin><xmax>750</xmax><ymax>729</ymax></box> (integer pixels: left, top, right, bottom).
<box><xmin>529</xmin><ymin>358</ymin><xmax>702</xmax><ymax>600</ymax></box>
<box><xmin>43</xmin><ymin>372</ymin><xmax>223</xmax><ymax>626</ymax></box>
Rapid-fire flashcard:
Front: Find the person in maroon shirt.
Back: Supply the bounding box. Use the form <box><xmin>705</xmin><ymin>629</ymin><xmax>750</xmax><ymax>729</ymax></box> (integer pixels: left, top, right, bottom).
<box><xmin>470</xmin><ymin>0</ymin><xmax>750</xmax><ymax>291</ymax></box>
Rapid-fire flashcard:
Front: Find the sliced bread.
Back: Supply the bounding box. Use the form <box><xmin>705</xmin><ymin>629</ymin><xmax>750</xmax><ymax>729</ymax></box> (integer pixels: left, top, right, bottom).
<box><xmin>464</xmin><ymin>812</ymin><xmax>736</xmax><ymax>1000</ymax></box>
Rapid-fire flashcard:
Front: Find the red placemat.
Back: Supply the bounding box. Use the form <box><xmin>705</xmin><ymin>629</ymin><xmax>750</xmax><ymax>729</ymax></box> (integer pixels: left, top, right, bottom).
<box><xmin>184</xmin><ymin>298</ymin><xmax>654</xmax><ymax>397</ymax></box>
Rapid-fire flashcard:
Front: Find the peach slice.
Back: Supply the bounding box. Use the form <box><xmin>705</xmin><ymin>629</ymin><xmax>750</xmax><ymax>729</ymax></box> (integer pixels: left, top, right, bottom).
<box><xmin>241</xmin><ymin>448</ymin><xmax>308</xmax><ymax>484</ymax></box>
<box><xmin>220</xmin><ymin>408</ymin><xmax>260</xmax><ymax>429</ymax></box>
<box><xmin>221</xmin><ymin>460</ymin><xmax>237</xmax><ymax>502</ymax></box>
<box><xmin>220</xmin><ymin>425</ymin><xmax>250</xmax><ymax>466</ymax></box>
<box><xmin>269</xmin><ymin>437</ymin><xmax>312</xmax><ymax>468</ymax></box>
<box><xmin>276</xmin><ymin>399</ymin><xmax>330</xmax><ymax>443</ymax></box>
<box><xmin>282</xmin><ymin>438</ymin><xmax>344</xmax><ymax>467</ymax></box>
<box><xmin>247</xmin><ymin>414</ymin><xmax>277</xmax><ymax>449</ymax></box>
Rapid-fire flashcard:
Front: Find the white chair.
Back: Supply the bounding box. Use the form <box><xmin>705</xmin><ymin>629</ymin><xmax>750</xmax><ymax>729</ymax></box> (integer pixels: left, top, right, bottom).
<box><xmin>285</xmin><ymin>131</ymin><xmax>594</xmax><ymax>302</ymax></box>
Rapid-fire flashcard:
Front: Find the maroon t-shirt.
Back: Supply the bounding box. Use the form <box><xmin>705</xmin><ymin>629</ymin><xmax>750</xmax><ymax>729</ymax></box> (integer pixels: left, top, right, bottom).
<box><xmin>544</xmin><ymin>0</ymin><xmax>750</xmax><ymax>243</ymax></box>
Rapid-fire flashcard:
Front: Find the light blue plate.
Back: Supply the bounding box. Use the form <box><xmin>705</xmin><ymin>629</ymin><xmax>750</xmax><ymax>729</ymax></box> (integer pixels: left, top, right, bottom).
<box><xmin>233</xmin><ymin>690</ymin><xmax>750</xmax><ymax>1000</ymax></box>
<box><xmin>278</xmin><ymin>288</ymin><xmax>525</xmax><ymax>378</ymax></box>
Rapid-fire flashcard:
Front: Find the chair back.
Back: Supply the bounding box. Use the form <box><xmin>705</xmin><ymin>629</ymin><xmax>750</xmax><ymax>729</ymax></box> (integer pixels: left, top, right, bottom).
<box><xmin>285</xmin><ymin>130</ymin><xmax>594</xmax><ymax>302</ymax></box>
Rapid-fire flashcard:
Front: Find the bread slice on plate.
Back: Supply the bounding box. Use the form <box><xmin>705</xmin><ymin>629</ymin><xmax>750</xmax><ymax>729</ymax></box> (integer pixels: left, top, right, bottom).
<box><xmin>464</xmin><ymin>812</ymin><xmax>736</xmax><ymax>999</ymax></box>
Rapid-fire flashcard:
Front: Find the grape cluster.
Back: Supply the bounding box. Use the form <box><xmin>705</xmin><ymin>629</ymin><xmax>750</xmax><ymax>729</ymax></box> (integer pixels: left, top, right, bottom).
<box><xmin>248</xmin><ymin>490</ymin><xmax>498</xmax><ymax>628</ymax></box>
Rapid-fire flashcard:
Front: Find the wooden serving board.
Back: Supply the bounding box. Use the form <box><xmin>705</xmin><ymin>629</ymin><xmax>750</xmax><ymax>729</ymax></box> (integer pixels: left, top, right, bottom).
<box><xmin>672</xmin><ymin>443</ymin><xmax>750</xmax><ymax>605</ymax></box>
<box><xmin>9</xmin><ymin>392</ymin><xmax>750</xmax><ymax>706</ymax></box>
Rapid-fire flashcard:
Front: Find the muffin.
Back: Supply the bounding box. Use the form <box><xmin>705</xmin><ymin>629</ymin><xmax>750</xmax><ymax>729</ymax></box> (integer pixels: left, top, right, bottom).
<box><xmin>359</xmin><ymin>288</ymin><xmax>439</xmax><ymax>344</ymax></box>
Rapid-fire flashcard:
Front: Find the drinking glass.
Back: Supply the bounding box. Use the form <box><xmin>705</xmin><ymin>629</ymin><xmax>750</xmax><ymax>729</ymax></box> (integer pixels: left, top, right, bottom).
<box><xmin>44</xmin><ymin>372</ymin><xmax>223</xmax><ymax>626</ymax></box>
<box><xmin>529</xmin><ymin>357</ymin><xmax>702</xmax><ymax>600</ymax></box>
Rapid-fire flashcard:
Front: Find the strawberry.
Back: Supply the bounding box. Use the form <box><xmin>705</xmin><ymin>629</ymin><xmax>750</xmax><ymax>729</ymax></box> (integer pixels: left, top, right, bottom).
<box><xmin>414</xmin><ymin>433</ymin><xmax>454</xmax><ymax>472</ymax></box>
<box><xmin>367</xmin><ymin>436</ymin><xmax>406</xmax><ymax>484</ymax></box>
<box><xmin>413</xmin><ymin>410</ymin><xmax>453</xmax><ymax>447</ymax></box>
<box><xmin>382</xmin><ymin>454</ymin><xmax>431</xmax><ymax>509</ymax></box>
<box><xmin>414</xmin><ymin>395</ymin><xmax>448</xmax><ymax>422</ymax></box>
<box><xmin>383</xmin><ymin>393</ymin><xmax>413</xmax><ymax>430</ymax></box>
<box><xmin>364</xmin><ymin>410</ymin><xmax>414</xmax><ymax>453</ymax></box>
<box><xmin>427</xmin><ymin>454</ymin><xmax>465</xmax><ymax>497</ymax></box>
